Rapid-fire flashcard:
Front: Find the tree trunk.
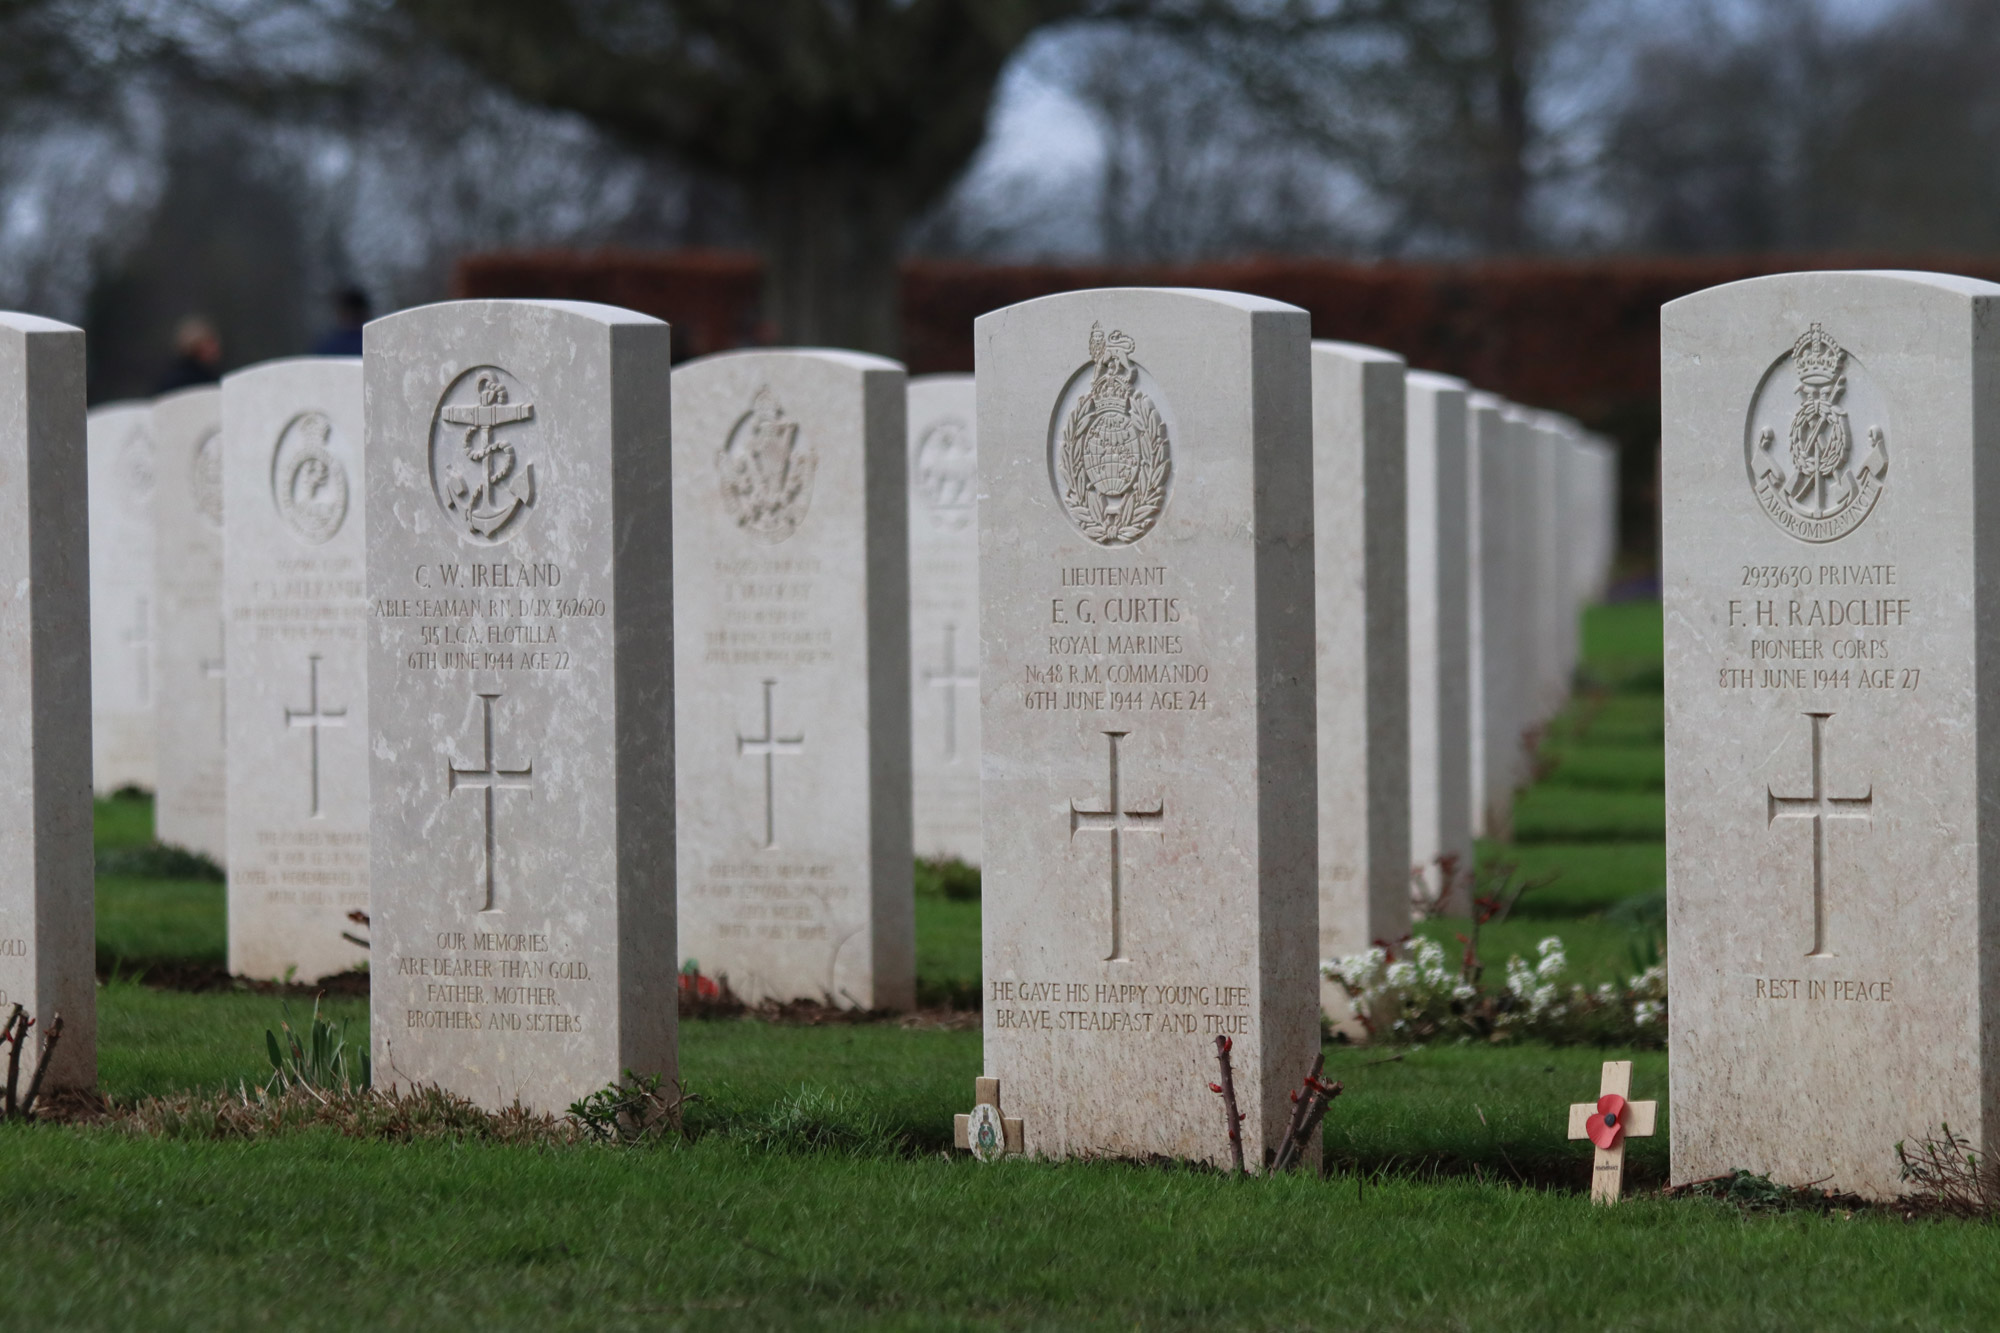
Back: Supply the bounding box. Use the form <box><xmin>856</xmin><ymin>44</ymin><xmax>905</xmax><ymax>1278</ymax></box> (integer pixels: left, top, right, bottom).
<box><xmin>1486</xmin><ymin>0</ymin><xmax>1531</xmax><ymax>252</ymax></box>
<box><xmin>750</xmin><ymin>161</ymin><xmax>908</xmax><ymax>356</ymax></box>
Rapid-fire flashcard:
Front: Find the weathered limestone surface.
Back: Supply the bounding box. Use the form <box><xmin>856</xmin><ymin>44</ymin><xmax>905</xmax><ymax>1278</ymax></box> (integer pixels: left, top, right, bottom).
<box><xmin>1313</xmin><ymin>341</ymin><xmax>1409</xmax><ymax>992</ymax></box>
<box><xmin>366</xmin><ymin>299</ymin><xmax>676</xmax><ymax>1111</ymax></box>
<box><xmin>1405</xmin><ymin>370</ymin><xmax>1472</xmax><ymax>911</ymax></box>
<box><xmin>87</xmin><ymin>400</ymin><xmax>156</xmax><ymax>794</ymax></box>
<box><xmin>672</xmin><ymin>349</ymin><xmax>914</xmax><ymax>1009</ymax></box>
<box><xmin>0</xmin><ymin>313</ymin><xmax>96</xmax><ymax>1090</ymax></box>
<box><xmin>977</xmin><ymin>288</ymin><xmax>1320</xmax><ymax>1170</ymax></box>
<box><xmin>152</xmin><ymin>385</ymin><xmax>227</xmax><ymax>862</ymax></box>
<box><xmin>906</xmin><ymin>373</ymin><xmax>981</xmax><ymax>864</ymax></box>
<box><xmin>222</xmin><ymin>357</ymin><xmax>369</xmax><ymax>982</ymax></box>
<box><xmin>1663</xmin><ymin>270</ymin><xmax>2000</xmax><ymax>1198</ymax></box>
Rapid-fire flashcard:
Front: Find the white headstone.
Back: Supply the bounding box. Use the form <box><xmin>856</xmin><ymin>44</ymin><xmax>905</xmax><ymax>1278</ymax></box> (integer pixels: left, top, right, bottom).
<box><xmin>907</xmin><ymin>373</ymin><xmax>981</xmax><ymax>864</ymax></box>
<box><xmin>1471</xmin><ymin>393</ymin><xmax>1522</xmax><ymax>837</ymax></box>
<box><xmin>87</xmin><ymin>400</ymin><xmax>156</xmax><ymax>794</ymax></box>
<box><xmin>1663</xmin><ymin>270</ymin><xmax>1999</xmax><ymax>1198</ymax></box>
<box><xmin>152</xmin><ymin>385</ymin><xmax>227</xmax><ymax>862</ymax></box>
<box><xmin>672</xmin><ymin>349</ymin><xmax>915</xmax><ymax>1009</ymax></box>
<box><xmin>1406</xmin><ymin>371</ymin><xmax>1472</xmax><ymax>912</ymax></box>
<box><xmin>365</xmin><ymin>299</ymin><xmax>676</xmax><ymax>1111</ymax></box>
<box><xmin>222</xmin><ymin>357</ymin><xmax>369</xmax><ymax>982</ymax></box>
<box><xmin>977</xmin><ymin>289</ymin><xmax>1320</xmax><ymax>1169</ymax></box>
<box><xmin>0</xmin><ymin>312</ymin><xmax>95</xmax><ymax>1090</ymax></box>
<box><xmin>1313</xmin><ymin>341</ymin><xmax>1409</xmax><ymax>989</ymax></box>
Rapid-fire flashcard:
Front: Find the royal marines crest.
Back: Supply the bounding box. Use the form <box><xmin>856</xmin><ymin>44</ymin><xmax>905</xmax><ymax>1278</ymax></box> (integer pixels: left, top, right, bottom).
<box><xmin>718</xmin><ymin>386</ymin><xmax>816</xmax><ymax>543</ymax></box>
<box><xmin>1746</xmin><ymin>323</ymin><xmax>1889</xmax><ymax>543</ymax></box>
<box><xmin>1050</xmin><ymin>323</ymin><xmax>1172</xmax><ymax>546</ymax></box>
<box><xmin>271</xmin><ymin>411</ymin><xmax>349</xmax><ymax>545</ymax></box>
<box><xmin>190</xmin><ymin>430</ymin><xmax>223</xmax><ymax>531</ymax></box>
<box><xmin>429</xmin><ymin>366</ymin><xmax>537</xmax><ymax>544</ymax></box>
<box><xmin>912</xmin><ymin>415</ymin><xmax>976</xmax><ymax>531</ymax></box>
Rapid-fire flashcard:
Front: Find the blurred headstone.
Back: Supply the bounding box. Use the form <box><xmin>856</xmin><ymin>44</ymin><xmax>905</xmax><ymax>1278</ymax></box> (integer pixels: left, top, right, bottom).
<box><xmin>152</xmin><ymin>385</ymin><xmax>228</xmax><ymax>863</ymax></box>
<box><xmin>222</xmin><ymin>356</ymin><xmax>369</xmax><ymax>982</ymax></box>
<box><xmin>0</xmin><ymin>312</ymin><xmax>96</xmax><ymax>1091</ymax></box>
<box><xmin>87</xmin><ymin>401</ymin><xmax>157</xmax><ymax>795</ymax></box>
<box><xmin>672</xmin><ymin>349</ymin><xmax>915</xmax><ymax>1009</ymax></box>
<box><xmin>1405</xmin><ymin>370</ymin><xmax>1472</xmax><ymax>914</ymax></box>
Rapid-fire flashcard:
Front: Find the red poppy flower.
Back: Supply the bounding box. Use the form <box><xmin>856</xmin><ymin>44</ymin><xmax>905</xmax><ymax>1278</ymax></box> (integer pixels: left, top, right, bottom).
<box><xmin>1586</xmin><ymin>1093</ymin><xmax>1627</xmax><ymax>1149</ymax></box>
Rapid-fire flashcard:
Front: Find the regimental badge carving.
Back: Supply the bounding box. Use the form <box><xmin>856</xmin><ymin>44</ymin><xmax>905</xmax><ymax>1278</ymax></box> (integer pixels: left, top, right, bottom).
<box><xmin>1745</xmin><ymin>323</ymin><xmax>1889</xmax><ymax>543</ymax></box>
<box><xmin>190</xmin><ymin>429</ymin><xmax>223</xmax><ymax>531</ymax></box>
<box><xmin>429</xmin><ymin>366</ymin><xmax>538</xmax><ymax>544</ymax></box>
<box><xmin>912</xmin><ymin>415</ymin><xmax>976</xmax><ymax>531</ymax></box>
<box><xmin>118</xmin><ymin>425</ymin><xmax>154</xmax><ymax>509</ymax></box>
<box><xmin>717</xmin><ymin>386</ymin><xmax>816</xmax><ymax>543</ymax></box>
<box><xmin>271</xmin><ymin>411</ymin><xmax>349</xmax><ymax>545</ymax></box>
<box><xmin>1050</xmin><ymin>324</ymin><xmax>1172</xmax><ymax>546</ymax></box>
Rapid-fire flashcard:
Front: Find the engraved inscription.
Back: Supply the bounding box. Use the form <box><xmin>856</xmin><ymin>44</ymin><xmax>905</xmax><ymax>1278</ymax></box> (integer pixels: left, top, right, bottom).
<box><xmin>923</xmin><ymin>623</ymin><xmax>978</xmax><ymax>762</ymax></box>
<box><xmin>988</xmin><ymin>978</ymin><xmax>1250</xmax><ymax>1036</ymax></box>
<box><xmin>430</xmin><ymin>367</ymin><xmax>537</xmax><ymax>544</ymax></box>
<box><xmin>1070</xmin><ymin>730</ymin><xmax>1166</xmax><ymax>961</ymax></box>
<box><xmin>1745</xmin><ymin>324</ymin><xmax>1889</xmax><ymax>543</ymax></box>
<box><xmin>1766</xmin><ymin>711</ymin><xmax>1873</xmax><ymax>958</ymax></box>
<box><xmin>718</xmin><ymin>387</ymin><xmax>815</xmax><ymax>543</ymax></box>
<box><xmin>446</xmin><ymin>692</ymin><xmax>535</xmax><ymax>912</ymax></box>
<box><xmin>1050</xmin><ymin>324</ymin><xmax>1172</xmax><ymax>546</ymax></box>
<box><xmin>284</xmin><ymin>653</ymin><xmax>347</xmax><ymax>818</ymax></box>
<box><xmin>736</xmin><ymin>679</ymin><xmax>805</xmax><ymax>849</ymax></box>
<box><xmin>271</xmin><ymin>411</ymin><xmax>350</xmax><ymax>545</ymax></box>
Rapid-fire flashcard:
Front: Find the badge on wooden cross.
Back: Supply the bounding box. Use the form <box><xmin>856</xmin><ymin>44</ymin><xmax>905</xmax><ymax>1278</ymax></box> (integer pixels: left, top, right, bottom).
<box><xmin>1566</xmin><ymin>1060</ymin><xmax>1656</xmax><ymax>1204</ymax></box>
<box><xmin>953</xmin><ymin>1078</ymin><xmax>1024</xmax><ymax>1162</ymax></box>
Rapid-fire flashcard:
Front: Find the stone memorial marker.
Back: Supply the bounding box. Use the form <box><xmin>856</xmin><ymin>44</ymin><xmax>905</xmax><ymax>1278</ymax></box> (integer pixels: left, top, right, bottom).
<box><xmin>222</xmin><ymin>357</ymin><xmax>369</xmax><ymax>982</ymax></box>
<box><xmin>87</xmin><ymin>400</ymin><xmax>156</xmax><ymax>794</ymax></box>
<box><xmin>1663</xmin><ymin>270</ymin><xmax>2000</xmax><ymax>1198</ymax></box>
<box><xmin>1313</xmin><ymin>341</ymin><xmax>1408</xmax><ymax>994</ymax></box>
<box><xmin>366</xmin><ymin>299</ymin><xmax>676</xmax><ymax>1111</ymax></box>
<box><xmin>0</xmin><ymin>312</ymin><xmax>95</xmax><ymax>1091</ymax></box>
<box><xmin>152</xmin><ymin>384</ymin><xmax>227</xmax><ymax>862</ymax></box>
<box><xmin>906</xmin><ymin>373</ymin><xmax>981</xmax><ymax>864</ymax></box>
<box><xmin>1566</xmin><ymin>1059</ymin><xmax>1657</xmax><ymax>1204</ymax></box>
<box><xmin>673</xmin><ymin>349</ymin><xmax>914</xmax><ymax>1009</ymax></box>
<box><xmin>977</xmin><ymin>289</ymin><xmax>1319</xmax><ymax>1168</ymax></box>
<box><xmin>1518</xmin><ymin>408</ymin><xmax>1565</xmax><ymax>727</ymax></box>
<box><xmin>1469</xmin><ymin>392</ymin><xmax>1518</xmax><ymax>838</ymax></box>
<box><xmin>1405</xmin><ymin>370</ymin><xmax>1472</xmax><ymax>911</ymax></box>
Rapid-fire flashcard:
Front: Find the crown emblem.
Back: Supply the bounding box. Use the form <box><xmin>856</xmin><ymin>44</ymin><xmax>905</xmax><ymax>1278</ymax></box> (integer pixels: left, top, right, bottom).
<box><xmin>1791</xmin><ymin>323</ymin><xmax>1845</xmax><ymax>386</ymax></box>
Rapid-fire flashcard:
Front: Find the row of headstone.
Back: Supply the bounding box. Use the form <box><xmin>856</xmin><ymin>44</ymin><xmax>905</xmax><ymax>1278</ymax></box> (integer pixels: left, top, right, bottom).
<box><xmin>48</xmin><ymin>287</ymin><xmax>1616</xmax><ymax>1161</ymax></box>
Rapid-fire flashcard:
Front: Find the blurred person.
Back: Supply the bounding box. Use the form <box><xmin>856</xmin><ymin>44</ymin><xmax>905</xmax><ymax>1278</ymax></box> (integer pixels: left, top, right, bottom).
<box><xmin>155</xmin><ymin>316</ymin><xmax>222</xmax><ymax>393</ymax></box>
<box><xmin>310</xmin><ymin>286</ymin><xmax>370</xmax><ymax>357</ymax></box>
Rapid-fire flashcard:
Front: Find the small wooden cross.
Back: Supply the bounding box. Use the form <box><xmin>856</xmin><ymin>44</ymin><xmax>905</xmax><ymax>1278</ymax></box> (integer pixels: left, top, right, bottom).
<box><xmin>953</xmin><ymin>1077</ymin><xmax>1024</xmax><ymax>1162</ymax></box>
<box><xmin>1567</xmin><ymin>1060</ymin><xmax>1656</xmax><ymax>1204</ymax></box>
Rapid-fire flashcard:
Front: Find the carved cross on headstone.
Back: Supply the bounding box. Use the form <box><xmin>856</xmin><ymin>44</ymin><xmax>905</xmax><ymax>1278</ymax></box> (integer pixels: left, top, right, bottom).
<box><xmin>201</xmin><ymin>651</ymin><xmax>226</xmax><ymax>744</ymax></box>
<box><xmin>954</xmin><ymin>1077</ymin><xmax>1025</xmax><ymax>1162</ymax></box>
<box><xmin>1767</xmin><ymin>710</ymin><xmax>1873</xmax><ymax>958</ymax></box>
<box><xmin>736</xmin><ymin>678</ymin><xmax>804</xmax><ymax>849</ymax></box>
<box><xmin>1070</xmin><ymin>729</ymin><xmax>1165</xmax><ymax>961</ymax></box>
<box><xmin>284</xmin><ymin>653</ymin><xmax>347</xmax><ymax>818</ymax></box>
<box><xmin>447</xmin><ymin>691</ymin><xmax>535</xmax><ymax>913</ymax></box>
<box><xmin>1566</xmin><ymin>1059</ymin><xmax>1657</xmax><ymax>1204</ymax></box>
<box><xmin>923</xmin><ymin>622</ymin><xmax>978</xmax><ymax>762</ymax></box>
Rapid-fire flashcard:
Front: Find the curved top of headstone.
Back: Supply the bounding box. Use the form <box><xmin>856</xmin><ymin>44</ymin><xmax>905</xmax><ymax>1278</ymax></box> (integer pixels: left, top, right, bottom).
<box><xmin>88</xmin><ymin>399</ymin><xmax>153</xmax><ymax>417</ymax></box>
<box><xmin>366</xmin><ymin>298</ymin><xmax>667</xmax><ymax>339</ymax></box>
<box><xmin>154</xmin><ymin>382</ymin><xmax>221</xmax><ymax>411</ymax></box>
<box><xmin>221</xmin><ymin>355</ymin><xmax>361</xmax><ymax>389</ymax></box>
<box><xmin>975</xmin><ymin>286</ymin><xmax>1306</xmax><ymax>330</ymax></box>
<box><xmin>910</xmin><ymin>372</ymin><xmax>974</xmax><ymax>388</ymax></box>
<box><xmin>1665</xmin><ymin>268</ymin><xmax>2000</xmax><ymax>317</ymax></box>
<box><xmin>0</xmin><ymin>311</ymin><xmax>80</xmax><ymax>336</ymax></box>
<box><xmin>675</xmin><ymin>346</ymin><xmax>903</xmax><ymax>376</ymax></box>
<box><xmin>1406</xmin><ymin>370</ymin><xmax>1470</xmax><ymax>393</ymax></box>
<box><xmin>1312</xmin><ymin>339</ymin><xmax>1404</xmax><ymax>366</ymax></box>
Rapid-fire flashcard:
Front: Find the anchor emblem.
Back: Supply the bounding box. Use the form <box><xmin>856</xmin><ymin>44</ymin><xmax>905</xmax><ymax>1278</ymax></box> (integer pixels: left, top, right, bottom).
<box><xmin>430</xmin><ymin>366</ymin><xmax>538</xmax><ymax>543</ymax></box>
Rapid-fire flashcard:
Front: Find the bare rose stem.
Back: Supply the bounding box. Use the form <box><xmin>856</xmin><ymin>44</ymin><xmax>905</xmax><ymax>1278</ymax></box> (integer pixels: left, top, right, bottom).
<box><xmin>1210</xmin><ymin>1034</ymin><xmax>1246</xmax><ymax>1175</ymax></box>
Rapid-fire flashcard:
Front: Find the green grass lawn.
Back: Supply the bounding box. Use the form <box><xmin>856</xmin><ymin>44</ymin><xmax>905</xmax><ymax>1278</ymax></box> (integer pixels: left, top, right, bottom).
<box><xmin>25</xmin><ymin>600</ymin><xmax>1996</xmax><ymax>1329</ymax></box>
